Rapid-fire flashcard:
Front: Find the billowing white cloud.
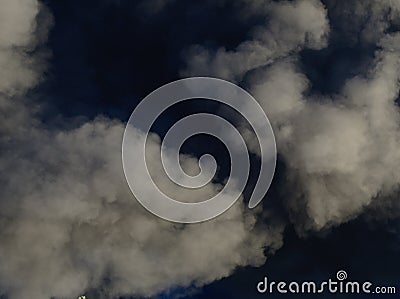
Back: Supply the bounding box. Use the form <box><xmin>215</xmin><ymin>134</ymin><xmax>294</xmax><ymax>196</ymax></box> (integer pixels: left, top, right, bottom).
<box><xmin>0</xmin><ymin>117</ymin><xmax>285</xmax><ymax>298</ymax></box>
<box><xmin>184</xmin><ymin>0</ymin><xmax>400</xmax><ymax>232</ymax></box>
<box><xmin>0</xmin><ymin>1</ymin><xmax>284</xmax><ymax>298</ymax></box>
<box><xmin>251</xmin><ymin>38</ymin><xmax>400</xmax><ymax>231</ymax></box>
<box><xmin>2</xmin><ymin>0</ymin><xmax>400</xmax><ymax>298</ymax></box>
<box><xmin>250</xmin><ymin>30</ymin><xmax>400</xmax><ymax>232</ymax></box>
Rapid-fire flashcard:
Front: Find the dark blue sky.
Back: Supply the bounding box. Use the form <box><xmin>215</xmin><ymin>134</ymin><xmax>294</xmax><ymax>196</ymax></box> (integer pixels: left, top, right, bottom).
<box><xmin>38</xmin><ymin>1</ymin><xmax>400</xmax><ymax>298</ymax></box>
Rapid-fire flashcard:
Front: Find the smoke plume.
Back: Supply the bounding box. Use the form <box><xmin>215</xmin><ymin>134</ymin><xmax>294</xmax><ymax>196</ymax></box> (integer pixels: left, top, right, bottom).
<box><xmin>0</xmin><ymin>0</ymin><xmax>283</xmax><ymax>298</ymax></box>
<box><xmin>1</xmin><ymin>0</ymin><xmax>400</xmax><ymax>298</ymax></box>
<box><xmin>184</xmin><ymin>0</ymin><xmax>400</xmax><ymax>233</ymax></box>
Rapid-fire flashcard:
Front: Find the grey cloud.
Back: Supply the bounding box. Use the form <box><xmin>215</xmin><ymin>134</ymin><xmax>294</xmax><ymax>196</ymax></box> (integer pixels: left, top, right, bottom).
<box><xmin>325</xmin><ymin>0</ymin><xmax>400</xmax><ymax>44</ymax></box>
<box><xmin>251</xmin><ymin>33</ymin><xmax>400</xmax><ymax>233</ymax></box>
<box><xmin>3</xmin><ymin>0</ymin><xmax>400</xmax><ymax>298</ymax></box>
<box><xmin>1</xmin><ymin>118</ymin><xmax>284</xmax><ymax>298</ymax></box>
<box><xmin>182</xmin><ymin>0</ymin><xmax>329</xmax><ymax>81</ymax></box>
<box><xmin>0</xmin><ymin>1</ymin><xmax>284</xmax><ymax>298</ymax></box>
<box><xmin>184</xmin><ymin>0</ymin><xmax>400</xmax><ymax>233</ymax></box>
